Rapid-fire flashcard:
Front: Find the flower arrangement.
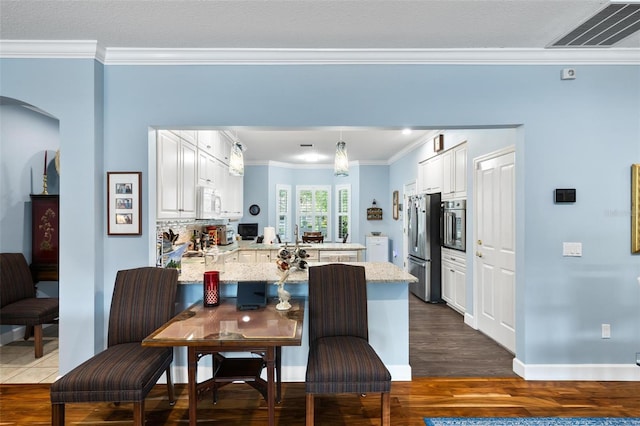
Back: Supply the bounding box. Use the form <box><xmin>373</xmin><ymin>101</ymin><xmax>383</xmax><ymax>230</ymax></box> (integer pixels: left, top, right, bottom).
<box><xmin>274</xmin><ymin>227</ymin><xmax>309</xmax><ymax>310</ymax></box>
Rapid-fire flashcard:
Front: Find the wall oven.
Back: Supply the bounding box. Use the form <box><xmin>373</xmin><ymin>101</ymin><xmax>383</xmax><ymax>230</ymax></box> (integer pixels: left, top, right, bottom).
<box><xmin>442</xmin><ymin>200</ymin><xmax>466</xmax><ymax>251</ymax></box>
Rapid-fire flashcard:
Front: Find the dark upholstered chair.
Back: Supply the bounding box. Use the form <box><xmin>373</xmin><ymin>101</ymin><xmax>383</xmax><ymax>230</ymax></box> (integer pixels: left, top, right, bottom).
<box><xmin>305</xmin><ymin>264</ymin><xmax>391</xmax><ymax>426</ymax></box>
<box><xmin>0</xmin><ymin>253</ymin><xmax>59</xmax><ymax>358</ymax></box>
<box><xmin>50</xmin><ymin>267</ymin><xmax>179</xmax><ymax>426</ymax></box>
<box><xmin>302</xmin><ymin>232</ymin><xmax>324</xmax><ymax>244</ymax></box>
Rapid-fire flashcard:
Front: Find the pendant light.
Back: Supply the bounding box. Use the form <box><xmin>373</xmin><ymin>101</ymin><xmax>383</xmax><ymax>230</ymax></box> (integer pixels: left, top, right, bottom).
<box><xmin>229</xmin><ymin>132</ymin><xmax>244</xmax><ymax>177</ymax></box>
<box><xmin>334</xmin><ymin>130</ymin><xmax>349</xmax><ymax>177</ymax></box>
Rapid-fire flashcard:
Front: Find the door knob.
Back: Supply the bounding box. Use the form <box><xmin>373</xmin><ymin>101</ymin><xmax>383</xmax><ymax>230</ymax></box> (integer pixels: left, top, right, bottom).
<box><xmin>477</xmin><ymin>239</ymin><xmax>483</xmax><ymax>245</ymax></box>
<box><xmin>476</xmin><ymin>251</ymin><xmax>483</xmax><ymax>258</ymax></box>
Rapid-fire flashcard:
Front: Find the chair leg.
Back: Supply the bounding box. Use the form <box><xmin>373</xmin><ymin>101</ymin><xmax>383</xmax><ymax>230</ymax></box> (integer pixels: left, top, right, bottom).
<box><xmin>51</xmin><ymin>403</ymin><xmax>64</xmax><ymax>426</ymax></box>
<box><xmin>33</xmin><ymin>324</ymin><xmax>43</xmax><ymax>358</ymax></box>
<box><xmin>165</xmin><ymin>366</ymin><xmax>176</xmax><ymax>405</ymax></box>
<box><xmin>133</xmin><ymin>401</ymin><xmax>144</xmax><ymax>426</ymax></box>
<box><xmin>381</xmin><ymin>392</ymin><xmax>390</xmax><ymax>426</ymax></box>
<box><xmin>23</xmin><ymin>325</ymin><xmax>33</xmax><ymax>340</ymax></box>
<box><xmin>305</xmin><ymin>393</ymin><xmax>314</xmax><ymax>426</ymax></box>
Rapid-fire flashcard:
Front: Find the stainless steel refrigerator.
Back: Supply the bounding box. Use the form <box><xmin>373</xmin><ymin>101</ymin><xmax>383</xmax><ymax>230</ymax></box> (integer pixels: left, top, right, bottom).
<box><xmin>407</xmin><ymin>192</ymin><xmax>442</xmax><ymax>302</ymax></box>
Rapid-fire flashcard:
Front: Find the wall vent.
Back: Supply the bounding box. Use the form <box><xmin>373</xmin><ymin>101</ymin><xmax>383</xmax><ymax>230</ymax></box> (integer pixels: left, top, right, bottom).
<box><xmin>550</xmin><ymin>3</ymin><xmax>640</xmax><ymax>47</ymax></box>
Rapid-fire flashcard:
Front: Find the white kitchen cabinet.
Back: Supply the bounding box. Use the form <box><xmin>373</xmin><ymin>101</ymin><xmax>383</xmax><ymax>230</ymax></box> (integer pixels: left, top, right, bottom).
<box><xmin>441</xmin><ymin>248</ymin><xmax>466</xmax><ymax>314</ymax></box>
<box><xmin>217</xmin><ymin>132</ymin><xmax>234</xmax><ymax>165</ymax></box>
<box><xmin>442</xmin><ymin>142</ymin><xmax>467</xmax><ymax>200</ymax></box>
<box><xmin>256</xmin><ymin>250</ymin><xmax>276</xmax><ymax>262</ymax></box>
<box><xmin>319</xmin><ymin>250</ymin><xmax>359</xmax><ymax>262</ymax></box>
<box><xmin>366</xmin><ymin>235</ymin><xmax>388</xmax><ymax>262</ymax></box>
<box><xmin>212</xmin><ymin>159</ymin><xmax>243</xmax><ymax>220</ymax></box>
<box><xmin>198</xmin><ymin>130</ymin><xmax>219</xmax><ymax>157</ymax></box>
<box><xmin>224</xmin><ymin>173</ymin><xmax>243</xmax><ymax>219</ymax></box>
<box><xmin>197</xmin><ymin>150</ymin><xmax>216</xmax><ymax>187</ymax></box>
<box><xmin>419</xmin><ymin>155</ymin><xmax>443</xmax><ymax>194</ymax></box>
<box><xmin>224</xmin><ymin>252</ymin><xmax>238</xmax><ymax>263</ymax></box>
<box><xmin>238</xmin><ymin>251</ymin><xmax>256</xmax><ymax>263</ymax></box>
<box><xmin>179</xmin><ymin>130</ymin><xmax>198</xmax><ymax>146</ymax></box>
<box><xmin>157</xmin><ymin>130</ymin><xmax>197</xmax><ymax>219</ymax></box>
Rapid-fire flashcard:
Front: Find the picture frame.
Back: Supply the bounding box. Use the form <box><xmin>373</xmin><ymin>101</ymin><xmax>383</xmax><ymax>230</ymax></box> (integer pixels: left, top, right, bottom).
<box><xmin>433</xmin><ymin>134</ymin><xmax>444</xmax><ymax>153</ymax></box>
<box><xmin>392</xmin><ymin>190</ymin><xmax>399</xmax><ymax>220</ymax></box>
<box><xmin>107</xmin><ymin>172</ymin><xmax>142</xmax><ymax>236</ymax></box>
<box><xmin>632</xmin><ymin>164</ymin><xmax>640</xmax><ymax>254</ymax></box>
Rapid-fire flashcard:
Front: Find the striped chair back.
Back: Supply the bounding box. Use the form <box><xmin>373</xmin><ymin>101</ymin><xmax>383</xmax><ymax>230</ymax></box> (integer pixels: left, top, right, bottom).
<box><xmin>0</xmin><ymin>253</ymin><xmax>36</xmax><ymax>308</ymax></box>
<box><xmin>308</xmin><ymin>264</ymin><xmax>368</xmax><ymax>344</ymax></box>
<box><xmin>107</xmin><ymin>267</ymin><xmax>178</xmax><ymax>347</ymax></box>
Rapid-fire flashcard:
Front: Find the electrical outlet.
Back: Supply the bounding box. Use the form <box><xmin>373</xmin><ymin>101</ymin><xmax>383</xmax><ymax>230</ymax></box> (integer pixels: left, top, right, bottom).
<box><xmin>602</xmin><ymin>324</ymin><xmax>611</xmax><ymax>339</ymax></box>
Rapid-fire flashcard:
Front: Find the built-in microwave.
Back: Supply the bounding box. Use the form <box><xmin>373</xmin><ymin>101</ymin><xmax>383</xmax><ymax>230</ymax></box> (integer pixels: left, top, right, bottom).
<box><xmin>196</xmin><ymin>186</ymin><xmax>222</xmax><ymax>219</ymax></box>
<box><xmin>442</xmin><ymin>200</ymin><xmax>466</xmax><ymax>252</ymax></box>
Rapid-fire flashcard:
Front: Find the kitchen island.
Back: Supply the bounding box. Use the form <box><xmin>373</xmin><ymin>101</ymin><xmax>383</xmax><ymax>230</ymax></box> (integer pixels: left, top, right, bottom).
<box><xmin>171</xmin><ymin>260</ymin><xmax>416</xmax><ymax>383</ymax></box>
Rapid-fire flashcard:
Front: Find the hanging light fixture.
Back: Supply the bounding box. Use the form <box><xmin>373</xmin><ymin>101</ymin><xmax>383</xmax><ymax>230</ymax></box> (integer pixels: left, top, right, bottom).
<box><xmin>334</xmin><ymin>131</ymin><xmax>349</xmax><ymax>177</ymax></box>
<box><xmin>229</xmin><ymin>132</ymin><xmax>244</xmax><ymax>177</ymax></box>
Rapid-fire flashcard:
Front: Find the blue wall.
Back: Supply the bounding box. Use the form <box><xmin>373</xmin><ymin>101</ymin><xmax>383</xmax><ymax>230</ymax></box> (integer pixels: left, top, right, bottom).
<box><xmin>1</xmin><ymin>59</ymin><xmax>639</xmax><ymax>374</ymax></box>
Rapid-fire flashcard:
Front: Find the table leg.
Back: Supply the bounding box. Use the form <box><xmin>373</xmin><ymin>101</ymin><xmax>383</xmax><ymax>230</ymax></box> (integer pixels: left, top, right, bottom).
<box><xmin>188</xmin><ymin>347</ymin><xmax>198</xmax><ymax>426</ymax></box>
<box><xmin>265</xmin><ymin>346</ymin><xmax>275</xmax><ymax>426</ymax></box>
<box><xmin>276</xmin><ymin>346</ymin><xmax>282</xmax><ymax>403</ymax></box>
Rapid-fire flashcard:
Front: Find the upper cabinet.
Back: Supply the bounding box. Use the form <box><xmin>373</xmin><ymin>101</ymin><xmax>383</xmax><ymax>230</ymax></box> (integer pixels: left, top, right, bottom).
<box><xmin>442</xmin><ymin>142</ymin><xmax>467</xmax><ymax>200</ymax></box>
<box><xmin>217</xmin><ymin>132</ymin><xmax>243</xmax><ymax>219</ymax></box>
<box><xmin>158</xmin><ymin>130</ymin><xmax>243</xmax><ymax>221</ymax></box>
<box><xmin>157</xmin><ymin>130</ymin><xmax>197</xmax><ymax>219</ymax></box>
<box><xmin>418</xmin><ymin>155</ymin><xmax>443</xmax><ymax>194</ymax></box>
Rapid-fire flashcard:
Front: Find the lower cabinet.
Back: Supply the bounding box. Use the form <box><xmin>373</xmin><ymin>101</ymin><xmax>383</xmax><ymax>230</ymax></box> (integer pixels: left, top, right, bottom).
<box><xmin>441</xmin><ymin>248</ymin><xmax>466</xmax><ymax>314</ymax></box>
<box><xmin>238</xmin><ymin>251</ymin><xmax>256</xmax><ymax>263</ymax></box>
<box><xmin>318</xmin><ymin>250</ymin><xmax>358</xmax><ymax>262</ymax></box>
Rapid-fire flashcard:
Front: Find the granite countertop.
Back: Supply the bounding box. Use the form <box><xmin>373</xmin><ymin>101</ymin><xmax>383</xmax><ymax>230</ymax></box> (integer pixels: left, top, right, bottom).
<box><xmin>238</xmin><ymin>242</ymin><xmax>366</xmax><ymax>251</ymax></box>
<box><xmin>188</xmin><ymin>241</ymin><xmax>366</xmax><ymax>254</ymax></box>
<box><xmin>178</xmin><ymin>259</ymin><xmax>417</xmax><ymax>284</ymax></box>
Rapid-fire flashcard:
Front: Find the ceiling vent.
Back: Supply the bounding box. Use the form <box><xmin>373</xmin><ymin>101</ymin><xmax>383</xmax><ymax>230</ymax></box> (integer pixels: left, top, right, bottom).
<box><xmin>550</xmin><ymin>2</ymin><xmax>640</xmax><ymax>47</ymax></box>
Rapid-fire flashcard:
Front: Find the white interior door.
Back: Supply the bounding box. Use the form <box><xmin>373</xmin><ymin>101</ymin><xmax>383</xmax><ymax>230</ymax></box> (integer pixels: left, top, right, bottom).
<box><xmin>474</xmin><ymin>148</ymin><xmax>516</xmax><ymax>352</ymax></box>
<box><xmin>403</xmin><ymin>180</ymin><xmax>417</xmax><ymax>271</ymax></box>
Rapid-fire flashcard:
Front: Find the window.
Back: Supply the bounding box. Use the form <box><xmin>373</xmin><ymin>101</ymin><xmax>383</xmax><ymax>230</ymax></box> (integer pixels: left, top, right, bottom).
<box><xmin>276</xmin><ymin>184</ymin><xmax>292</xmax><ymax>242</ymax></box>
<box><xmin>335</xmin><ymin>184</ymin><xmax>351</xmax><ymax>242</ymax></box>
<box><xmin>296</xmin><ymin>186</ymin><xmax>331</xmax><ymax>240</ymax></box>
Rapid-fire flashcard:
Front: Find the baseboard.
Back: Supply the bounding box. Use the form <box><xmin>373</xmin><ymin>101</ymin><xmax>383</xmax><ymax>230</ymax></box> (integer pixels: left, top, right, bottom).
<box><xmin>513</xmin><ymin>358</ymin><xmax>640</xmax><ymax>381</ymax></box>
<box><xmin>0</xmin><ymin>324</ymin><xmax>56</xmax><ymax>346</ymax></box>
<box><xmin>162</xmin><ymin>364</ymin><xmax>412</xmax><ymax>385</ymax></box>
<box><xmin>0</xmin><ymin>326</ymin><xmax>27</xmax><ymax>346</ymax></box>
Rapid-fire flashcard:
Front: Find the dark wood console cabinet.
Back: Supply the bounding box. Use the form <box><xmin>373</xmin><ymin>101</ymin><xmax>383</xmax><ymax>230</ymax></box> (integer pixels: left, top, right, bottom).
<box><xmin>30</xmin><ymin>194</ymin><xmax>59</xmax><ymax>282</ymax></box>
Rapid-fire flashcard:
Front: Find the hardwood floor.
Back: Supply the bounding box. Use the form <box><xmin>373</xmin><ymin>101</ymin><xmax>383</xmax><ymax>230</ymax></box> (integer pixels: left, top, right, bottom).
<box><xmin>1</xmin><ymin>379</ymin><xmax>639</xmax><ymax>425</ymax></box>
<box><xmin>1</xmin><ymin>295</ymin><xmax>638</xmax><ymax>424</ymax></box>
<box><xmin>409</xmin><ymin>294</ymin><xmax>517</xmax><ymax>378</ymax></box>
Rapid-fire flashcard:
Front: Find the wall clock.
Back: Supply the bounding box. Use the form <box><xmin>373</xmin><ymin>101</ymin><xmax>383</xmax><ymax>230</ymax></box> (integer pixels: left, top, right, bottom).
<box><xmin>249</xmin><ymin>204</ymin><xmax>260</xmax><ymax>216</ymax></box>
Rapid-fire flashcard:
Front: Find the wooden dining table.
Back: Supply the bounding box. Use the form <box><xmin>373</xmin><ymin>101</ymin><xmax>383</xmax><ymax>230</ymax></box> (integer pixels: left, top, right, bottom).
<box><xmin>142</xmin><ymin>297</ymin><xmax>304</xmax><ymax>426</ymax></box>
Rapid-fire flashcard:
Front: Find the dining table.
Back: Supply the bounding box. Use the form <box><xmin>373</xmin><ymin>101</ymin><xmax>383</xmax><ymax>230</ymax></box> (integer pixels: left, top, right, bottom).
<box><xmin>142</xmin><ymin>297</ymin><xmax>304</xmax><ymax>426</ymax></box>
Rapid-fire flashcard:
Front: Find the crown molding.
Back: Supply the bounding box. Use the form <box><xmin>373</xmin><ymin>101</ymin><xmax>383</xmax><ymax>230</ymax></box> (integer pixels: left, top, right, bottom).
<box><xmin>1</xmin><ymin>41</ymin><xmax>638</xmax><ymax>65</ymax></box>
<box><xmin>0</xmin><ymin>40</ymin><xmax>106</xmax><ymax>62</ymax></box>
<box><xmin>105</xmin><ymin>47</ymin><xmax>640</xmax><ymax>65</ymax></box>
<box><xmin>245</xmin><ymin>160</ymin><xmax>372</xmax><ymax>169</ymax></box>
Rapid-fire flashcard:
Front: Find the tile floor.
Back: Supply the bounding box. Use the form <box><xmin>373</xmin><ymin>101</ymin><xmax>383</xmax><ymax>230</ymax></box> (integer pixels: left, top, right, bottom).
<box><xmin>0</xmin><ymin>325</ymin><xmax>59</xmax><ymax>384</ymax></box>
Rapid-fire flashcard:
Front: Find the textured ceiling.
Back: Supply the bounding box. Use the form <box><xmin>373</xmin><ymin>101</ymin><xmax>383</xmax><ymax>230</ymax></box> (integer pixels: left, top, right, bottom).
<box><xmin>2</xmin><ymin>0</ymin><xmax>638</xmax><ymax>165</ymax></box>
<box><xmin>2</xmin><ymin>0</ymin><xmax>639</xmax><ymax>49</ymax></box>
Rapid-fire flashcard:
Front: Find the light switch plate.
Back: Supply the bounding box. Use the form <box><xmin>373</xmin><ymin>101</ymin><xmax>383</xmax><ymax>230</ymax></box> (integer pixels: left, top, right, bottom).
<box><xmin>563</xmin><ymin>242</ymin><xmax>582</xmax><ymax>257</ymax></box>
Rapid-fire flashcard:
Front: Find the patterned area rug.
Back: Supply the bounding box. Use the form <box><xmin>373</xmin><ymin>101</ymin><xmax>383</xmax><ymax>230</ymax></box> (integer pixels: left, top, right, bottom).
<box><xmin>424</xmin><ymin>419</ymin><xmax>640</xmax><ymax>426</ymax></box>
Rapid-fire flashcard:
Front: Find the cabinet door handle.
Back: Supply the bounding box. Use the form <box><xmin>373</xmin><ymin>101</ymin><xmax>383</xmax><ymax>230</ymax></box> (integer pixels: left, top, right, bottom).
<box><xmin>476</xmin><ymin>251</ymin><xmax>483</xmax><ymax>258</ymax></box>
